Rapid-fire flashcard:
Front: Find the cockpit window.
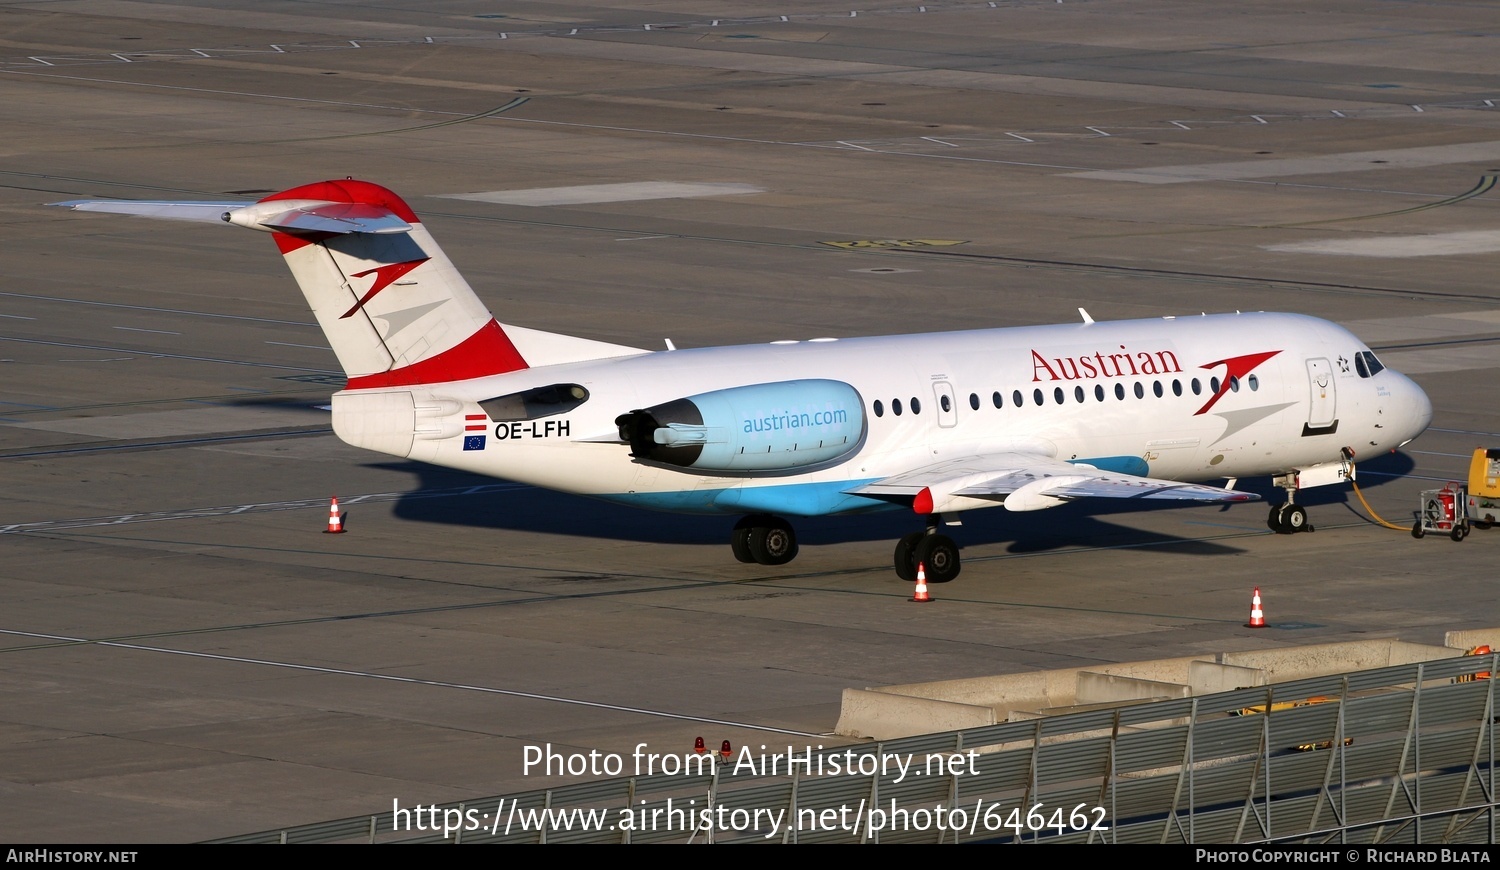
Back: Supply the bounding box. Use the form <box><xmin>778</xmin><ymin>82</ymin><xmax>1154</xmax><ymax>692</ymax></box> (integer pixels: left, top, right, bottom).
<box><xmin>1355</xmin><ymin>351</ymin><xmax>1385</xmax><ymax>379</ymax></box>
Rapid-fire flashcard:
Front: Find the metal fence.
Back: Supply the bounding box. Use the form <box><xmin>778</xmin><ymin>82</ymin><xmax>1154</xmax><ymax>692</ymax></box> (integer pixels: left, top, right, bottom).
<box><xmin>215</xmin><ymin>653</ymin><xmax>1498</xmax><ymax>844</ymax></box>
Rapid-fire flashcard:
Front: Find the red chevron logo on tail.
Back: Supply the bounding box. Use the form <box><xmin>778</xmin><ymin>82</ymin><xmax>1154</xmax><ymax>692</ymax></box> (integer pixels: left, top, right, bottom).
<box><xmin>339</xmin><ymin>257</ymin><xmax>431</xmax><ymax>319</ymax></box>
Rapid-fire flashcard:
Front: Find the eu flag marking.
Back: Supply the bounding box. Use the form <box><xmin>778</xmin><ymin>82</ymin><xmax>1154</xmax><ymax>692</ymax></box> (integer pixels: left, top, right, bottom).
<box><xmin>463</xmin><ymin>435</ymin><xmax>487</xmax><ymax>451</ymax></box>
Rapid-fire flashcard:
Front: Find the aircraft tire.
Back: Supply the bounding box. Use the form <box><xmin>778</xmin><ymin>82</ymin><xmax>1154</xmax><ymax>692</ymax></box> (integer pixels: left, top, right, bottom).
<box><xmin>748</xmin><ymin>518</ymin><xmax>798</xmax><ymax>565</ymax></box>
<box><xmin>1283</xmin><ymin>505</ymin><xmax>1309</xmax><ymax>533</ymax></box>
<box><xmin>1268</xmin><ymin>505</ymin><xmax>1286</xmax><ymax>533</ymax></box>
<box><xmin>730</xmin><ymin>524</ymin><xmax>755</xmax><ymax>563</ymax></box>
<box><xmin>893</xmin><ymin>532</ymin><xmax>924</xmax><ymax>581</ymax></box>
<box><xmin>913</xmin><ymin>534</ymin><xmax>960</xmax><ymax>583</ymax></box>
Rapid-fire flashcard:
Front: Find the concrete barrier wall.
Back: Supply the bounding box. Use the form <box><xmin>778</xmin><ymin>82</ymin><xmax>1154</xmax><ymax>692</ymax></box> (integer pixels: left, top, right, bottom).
<box><xmin>834</xmin><ymin>688</ymin><xmax>996</xmax><ymax>740</ymax></box>
<box><xmin>1389</xmin><ymin>640</ymin><xmax>1464</xmax><ymax>665</ymax></box>
<box><xmin>1076</xmin><ymin>672</ymin><xmax>1190</xmax><ymax>706</ymax></box>
<box><xmin>838</xmin><ymin>633</ymin><xmax>1486</xmax><ymax>741</ymax></box>
<box><xmin>1189</xmin><ymin>660</ymin><xmax>1266</xmax><ymax>694</ymax></box>
<box><xmin>1445</xmin><ymin>627</ymin><xmax>1500</xmax><ymax>651</ymax></box>
<box><xmin>873</xmin><ymin>655</ymin><xmax>1209</xmax><ymax>713</ymax></box>
<box><xmin>1219</xmin><ymin>639</ymin><xmax>1457</xmax><ymax>680</ymax></box>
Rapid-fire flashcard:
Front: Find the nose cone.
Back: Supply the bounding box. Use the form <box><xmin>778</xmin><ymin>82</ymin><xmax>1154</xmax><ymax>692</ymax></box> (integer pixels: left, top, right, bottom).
<box><xmin>1400</xmin><ymin>373</ymin><xmax>1432</xmax><ymax>444</ymax></box>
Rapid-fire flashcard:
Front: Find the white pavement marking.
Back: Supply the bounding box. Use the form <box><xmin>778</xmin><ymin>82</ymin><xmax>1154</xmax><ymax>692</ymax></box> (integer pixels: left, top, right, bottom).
<box><xmin>0</xmin><ymin>483</ymin><xmax>526</xmax><ymax>534</ymax></box>
<box><xmin>436</xmin><ymin>182</ymin><xmax>763</xmax><ymax>207</ymax></box>
<box><xmin>1372</xmin><ymin>346</ymin><xmax>1500</xmax><ymax>375</ymax></box>
<box><xmin>1341</xmin><ymin>310</ymin><xmax>1500</xmax><ymax>345</ymax></box>
<box><xmin>9</xmin><ymin>405</ymin><xmax>328</xmax><ymax>439</ymax></box>
<box><xmin>0</xmin><ymin>629</ymin><xmax>823</xmax><ymax>736</ymax></box>
<box><xmin>1068</xmin><ymin>140</ymin><xmax>1500</xmax><ymax>184</ymax></box>
<box><xmin>1264</xmin><ymin>230</ymin><xmax>1500</xmax><ymax>258</ymax></box>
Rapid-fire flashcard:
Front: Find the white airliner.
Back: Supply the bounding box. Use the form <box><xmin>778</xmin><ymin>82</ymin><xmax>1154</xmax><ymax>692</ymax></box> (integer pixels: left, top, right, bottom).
<box><xmin>54</xmin><ymin>180</ymin><xmax>1433</xmax><ymax>581</ymax></box>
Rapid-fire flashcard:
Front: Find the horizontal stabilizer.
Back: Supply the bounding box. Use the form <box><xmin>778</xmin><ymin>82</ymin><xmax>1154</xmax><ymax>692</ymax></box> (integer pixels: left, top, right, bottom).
<box><xmin>51</xmin><ymin>199</ymin><xmax>250</xmax><ymax>222</ymax></box>
<box><xmin>248</xmin><ymin>202</ymin><xmax>412</xmax><ymax>235</ymax></box>
<box><xmin>51</xmin><ymin>199</ymin><xmax>412</xmax><ymax>235</ymax></box>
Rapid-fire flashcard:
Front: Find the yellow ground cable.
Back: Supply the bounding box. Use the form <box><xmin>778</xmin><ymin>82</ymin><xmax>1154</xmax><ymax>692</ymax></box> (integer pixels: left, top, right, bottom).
<box><xmin>1349</xmin><ymin>478</ymin><xmax>1412</xmax><ymax>531</ymax></box>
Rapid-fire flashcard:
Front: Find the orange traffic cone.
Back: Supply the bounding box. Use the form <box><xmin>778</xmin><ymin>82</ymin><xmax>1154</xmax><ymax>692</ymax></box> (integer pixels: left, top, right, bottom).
<box><xmin>1245</xmin><ymin>586</ymin><xmax>1266</xmax><ymax>628</ymax></box>
<box><xmin>323</xmin><ymin>496</ymin><xmax>345</xmax><ymax>534</ymax></box>
<box><xmin>910</xmin><ymin>562</ymin><xmax>932</xmax><ymax>603</ymax></box>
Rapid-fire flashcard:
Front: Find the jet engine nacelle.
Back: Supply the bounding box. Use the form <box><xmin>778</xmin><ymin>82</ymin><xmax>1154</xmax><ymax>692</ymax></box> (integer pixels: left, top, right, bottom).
<box><xmin>616</xmin><ymin>379</ymin><xmax>865</xmax><ymax>472</ymax></box>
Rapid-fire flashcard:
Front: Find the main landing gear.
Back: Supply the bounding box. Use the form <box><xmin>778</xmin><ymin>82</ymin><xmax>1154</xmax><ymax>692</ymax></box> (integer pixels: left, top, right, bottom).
<box><xmin>728</xmin><ymin>515</ymin><xmax>963</xmax><ymax>583</ymax></box>
<box><xmin>730</xmin><ymin>514</ymin><xmax>798</xmax><ymax>565</ymax></box>
<box><xmin>894</xmin><ymin>526</ymin><xmax>961</xmax><ymax>583</ymax></box>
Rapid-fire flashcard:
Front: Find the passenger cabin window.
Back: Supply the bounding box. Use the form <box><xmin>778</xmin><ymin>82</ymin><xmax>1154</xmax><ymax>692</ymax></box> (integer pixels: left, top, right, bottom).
<box><xmin>969</xmin><ymin>393</ymin><xmax>979</xmax><ymax>410</ymax></box>
<box><xmin>1094</xmin><ymin>385</ymin><xmax>1104</xmax><ymax>402</ymax></box>
<box><xmin>874</xmin><ymin>399</ymin><xmax>884</xmax><ymax>417</ymax></box>
<box><xmin>911</xmin><ymin>397</ymin><xmax>921</xmax><ymax>414</ymax></box>
<box><xmin>993</xmin><ymin>391</ymin><xmax>1003</xmax><ymax>409</ymax></box>
<box><xmin>893</xmin><ymin>398</ymin><xmax>903</xmax><ymax>416</ymax></box>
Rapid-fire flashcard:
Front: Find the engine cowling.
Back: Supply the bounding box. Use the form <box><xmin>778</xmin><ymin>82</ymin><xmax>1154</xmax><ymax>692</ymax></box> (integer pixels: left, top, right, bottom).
<box><xmin>615</xmin><ymin>380</ymin><xmax>865</xmax><ymax>472</ymax></box>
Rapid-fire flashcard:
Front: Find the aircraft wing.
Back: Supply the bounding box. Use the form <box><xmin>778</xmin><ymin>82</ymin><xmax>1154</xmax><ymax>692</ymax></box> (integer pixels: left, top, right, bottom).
<box><xmin>848</xmin><ymin>452</ymin><xmax>1259</xmax><ymax>513</ymax></box>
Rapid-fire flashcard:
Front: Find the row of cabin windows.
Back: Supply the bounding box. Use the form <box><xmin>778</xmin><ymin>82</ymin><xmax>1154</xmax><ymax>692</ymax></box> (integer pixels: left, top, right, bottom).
<box><xmin>871</xmin><ymin>375</ymin><xmax>1260</xmax><ymax>419</ymax></box>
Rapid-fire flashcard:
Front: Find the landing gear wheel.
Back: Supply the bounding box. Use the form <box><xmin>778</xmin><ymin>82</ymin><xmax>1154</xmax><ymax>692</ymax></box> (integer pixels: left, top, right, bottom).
<box><xmin>730</xmin><ymin>521</ymin><xmax>755</xmax><ymax>564</ymax></box>
<box><xmin>1282</xmin><ymin>504</ymin><xmax>1309</xmax><ymax>534</ymax></box>
<box><xmin>913</xmin><ymin>533</ymin><xmax>960</xmax><ymax>583</ymax></box>
<box><xmin>1412</xmin><ymin>521</ymin><xmax>1426</xmax><ymax>539</ymax></box>
<box><xmin>747</xmin><ymin>517</ymin><xmax>798</xmax><ymax>565</ymax></box>
<box><xmin>893</xmin><ymin>532</ymin><xmax>924</xmax><ymax>581</ymax></box>
<box><xmin>1268</xmin><ymin>504</ymin><xmax>1285</xmax><ymax>533</ymax></box>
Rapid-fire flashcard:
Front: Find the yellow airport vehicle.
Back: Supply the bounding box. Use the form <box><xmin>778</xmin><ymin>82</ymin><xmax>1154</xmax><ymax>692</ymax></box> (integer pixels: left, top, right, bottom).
<box><xmin>1469</xmin><ymin>448</ymin><xmax>1500</xmax><ymax>529</ymax></box>
<box><xmin>1230</xmin><ymin>696</ymin><xmax>1352</xmax><ymax>751</ymax></box>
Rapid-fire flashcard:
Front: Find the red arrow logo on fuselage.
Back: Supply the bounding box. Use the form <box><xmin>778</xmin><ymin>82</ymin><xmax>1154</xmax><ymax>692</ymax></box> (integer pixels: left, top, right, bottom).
<box><xmin>1193</xmin><ymin>350</ymin><xmax>1282</xmax><ymax>415</ymax></box>
<box><xmin>339</xmin><ymin>257</ymin><xmax>430</xmax><ymax>319</ymax></box>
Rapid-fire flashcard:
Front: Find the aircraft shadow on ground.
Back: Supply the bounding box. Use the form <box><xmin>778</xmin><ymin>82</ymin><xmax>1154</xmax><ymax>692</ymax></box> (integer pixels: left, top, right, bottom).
<box><xmin>375</xmin><ymin>451</ymin><xmax>1416</xmax><ymax>557</ymax></box>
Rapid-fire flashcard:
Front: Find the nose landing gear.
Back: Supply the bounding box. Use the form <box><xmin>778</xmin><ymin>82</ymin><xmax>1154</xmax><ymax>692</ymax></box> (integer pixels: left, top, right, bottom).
<box><xmin>1268</xmin><ymin>502</ymin><xmax>1313</xmax><ymax>534</ymax></box>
